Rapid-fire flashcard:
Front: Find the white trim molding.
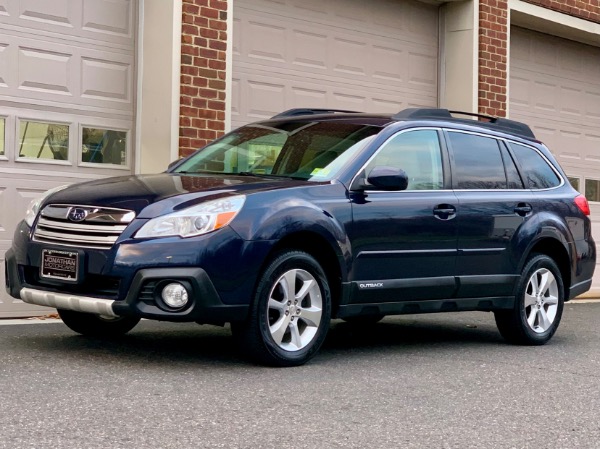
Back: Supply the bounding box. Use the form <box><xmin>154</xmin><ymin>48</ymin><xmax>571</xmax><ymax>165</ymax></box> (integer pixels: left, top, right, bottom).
<box><xmin>510</xmin><ymin>0</ymin><xmax>600</xmax><ymax>46</ymax></box>
<box><xmin>137</xmin><ymin>0</ymin><xmax>183</xmax><ymax>174</ymax></box>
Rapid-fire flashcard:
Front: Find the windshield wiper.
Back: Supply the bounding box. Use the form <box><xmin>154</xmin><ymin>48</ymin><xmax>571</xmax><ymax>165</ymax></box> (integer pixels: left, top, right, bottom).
<box><xmin>233</xmin><ymin>172</ymin><xmax>307</xmax><ymax>180</ymax></box>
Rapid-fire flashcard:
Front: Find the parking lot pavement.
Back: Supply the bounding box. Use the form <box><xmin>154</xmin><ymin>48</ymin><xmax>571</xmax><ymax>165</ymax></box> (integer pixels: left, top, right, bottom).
<box><xmin>2</xmin><ymin>302</ymin><xmax>600</xmax><ymax>449</ymax></box>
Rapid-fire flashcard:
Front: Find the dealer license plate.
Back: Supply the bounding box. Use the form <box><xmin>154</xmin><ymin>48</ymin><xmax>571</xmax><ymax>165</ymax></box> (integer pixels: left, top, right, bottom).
<box><xmin>40</xmin><ymin>249</ymin><xmax>79</xmax><ymax>282</ymax></box>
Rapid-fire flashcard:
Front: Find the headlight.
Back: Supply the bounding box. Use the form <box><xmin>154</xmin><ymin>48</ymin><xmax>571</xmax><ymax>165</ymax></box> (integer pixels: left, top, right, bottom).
<box><xmin>135</xmin><ymin>195</ymin><xmax>246</xmax><ymax>239</ymax></box>
<box><xmin>24</xmin><ymin>184</ymin><xmax>70</xmax><ymax>227</ymax></box>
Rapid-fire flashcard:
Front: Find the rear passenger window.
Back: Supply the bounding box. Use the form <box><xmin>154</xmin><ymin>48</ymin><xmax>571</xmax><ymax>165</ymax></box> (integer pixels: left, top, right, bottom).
<box><xmin>508</xmin><ymin>143</ymin><xmax>561</xmax><ymax>189</ymax></box>
<box><xmin>448</xmin><ymin>132</ymin><xmax>506</xmax><ymax>189</ymax></box>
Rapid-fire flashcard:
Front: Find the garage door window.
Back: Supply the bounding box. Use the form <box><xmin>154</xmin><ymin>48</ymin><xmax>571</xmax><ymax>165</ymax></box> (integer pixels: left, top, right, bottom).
<box><xmin>82</xmin><ymin>127</ymin><xmax>128</xmax><ymax>166</ymax></box>
<box><xmin>0</xmin><ymin>118</ymin><xmax>5</xmax><ymax>157</ymax></box>
<box><xmin>585</xmin><ymin>179</ymin><xmax>600</xmax><ymax>202</ymax></box>
<box><xmin>18</xmin><ymin>121</ymin><xmax>69</xmax><ymax>161</ymax></box>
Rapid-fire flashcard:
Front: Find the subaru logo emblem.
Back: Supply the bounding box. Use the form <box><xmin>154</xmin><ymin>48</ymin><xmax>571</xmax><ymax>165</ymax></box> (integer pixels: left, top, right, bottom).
<box><xmin>67</xmin><ymin>207</ymin><xmax>88</xmax><ymax>222</ymax></box>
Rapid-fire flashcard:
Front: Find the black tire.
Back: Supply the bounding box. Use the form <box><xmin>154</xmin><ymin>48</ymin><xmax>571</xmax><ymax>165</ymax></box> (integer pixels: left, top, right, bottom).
<box><xmin>57</xmin><ymin>309</ymin><xmax>140</xmax><ymax>337</ymax></box>
<box><xmin>494</xmin><ymin>253</ymin><xmax>564</xmax><ymax>345</ymax></box>
<box><xmin>341</xmin><ymin>315</ymin><xmax>385</xmax><ymax>325</ymax></box>
<box><xmin>231</xmin><ymin>251</ymin><xmax>332</xmax><ymax>367</ymax></box>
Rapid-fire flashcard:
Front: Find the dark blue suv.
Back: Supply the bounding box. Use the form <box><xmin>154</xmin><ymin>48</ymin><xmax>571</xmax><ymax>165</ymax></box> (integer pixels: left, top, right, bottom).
<box><xmin>5</xmin><ymin>108</ymin><xmax>596</xmax><ymax>366</ymax></box>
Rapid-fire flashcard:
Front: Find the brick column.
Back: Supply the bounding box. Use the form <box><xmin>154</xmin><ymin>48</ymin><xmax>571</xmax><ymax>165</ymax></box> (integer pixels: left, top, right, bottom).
<box><xmin>179</xmin><ymin>0</ymin><xmax>228</xmax><ymax>158</ymax></box>
<box><xmin>478</xmin><ymin>0</ymin><xmax>508</xmax><ymax>117</ymax></box>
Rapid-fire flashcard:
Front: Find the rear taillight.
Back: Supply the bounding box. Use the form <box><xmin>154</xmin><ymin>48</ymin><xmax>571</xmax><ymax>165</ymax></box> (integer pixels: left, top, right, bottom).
<box><xmin>574</xmin><ymin>194</ymin><xmax>590</xmax><ymax>216</ymax></box>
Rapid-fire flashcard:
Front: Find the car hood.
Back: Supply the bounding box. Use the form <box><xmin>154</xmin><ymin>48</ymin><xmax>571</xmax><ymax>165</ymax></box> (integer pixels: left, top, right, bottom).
<box><xmin>44</xmin><ymin>173</ymin><xmax>311</xmax><ymax>218</ymax></box>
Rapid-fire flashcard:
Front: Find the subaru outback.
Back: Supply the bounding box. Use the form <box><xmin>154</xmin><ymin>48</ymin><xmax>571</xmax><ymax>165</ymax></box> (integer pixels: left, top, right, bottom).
<box><xmin>5</xmin><ymin>108</ymin><xmax>596</xmax><ymax>366</ymax></box>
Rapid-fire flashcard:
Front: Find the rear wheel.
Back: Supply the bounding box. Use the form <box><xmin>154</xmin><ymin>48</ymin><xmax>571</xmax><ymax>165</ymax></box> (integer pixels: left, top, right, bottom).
<box><xmin>231</xmin><ymin>251</ymin><xmax>332</xmax><ymax>367</ymax></box>
<box><xmin>57</xmin><ymin>309</ymin><xmax>140</xmax><ymax>337</ymax></box>
<box><xmin>494</xmin><ymin>254</ymin><xmax>564</xmax><ymax>345</ymax></box>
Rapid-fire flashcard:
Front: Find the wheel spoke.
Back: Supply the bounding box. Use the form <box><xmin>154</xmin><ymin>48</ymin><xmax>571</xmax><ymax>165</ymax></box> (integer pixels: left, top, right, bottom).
<box><xmin>300</xmin><ymin>306</ymin><xmax>322</xmax><ymax>327</ymax></box>
<box><xmin>524</xmin><ymin>293</ymin><xmax>537</xmax><ymax>308</ymax></box>
<box><xmin>537</xmin><ymin>271</ymin><xmax>551</xmax><ymax>296</ymax></box>
<box><xmin>538</xmin><ymin>308</ymin><xmax>552</xmax><ymax>331</ymax></box>
<box><xmin>281</xmin><ymin>270</ymin><xmax>297</xmax><ymax>303</ymax></box>
<box><xmin>295</xmin><ymin>279</ymin><xmax>314</xmax><ymax>303</ymax></box>
<box><xmin>268</xmin><ymin>297</ymin><xmax>286</xmax><ymax>312</ymax></box>
<box><xmin>270</xmin><ymin>315</ymin><xmax>291</xmax><ymax>345</ymax></box>
<box><xmin>544</xmin><ymin>295</ymin><xmax>559</xmax><ymax>306</ymax></box>
<box><xmin>529</xmin><ymin>273</ymin><xmax>540</xmax><ymax>296</ymax></box>
<box><xmin>288</xmin><ymin>320</ymin><xmax>302</xmax><ymax>349</ymax></box>
<box><xmin>527</xmin><ymin>308</ymin><xmax>537</xmax><ymax>328</ymax></box>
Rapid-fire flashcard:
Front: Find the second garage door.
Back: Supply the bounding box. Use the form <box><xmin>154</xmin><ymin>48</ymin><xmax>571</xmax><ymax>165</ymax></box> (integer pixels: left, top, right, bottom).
<box><xmin>232</xmin><ymin>0</ymin><xmax>439</xmax><ymax>128</ymax></box>
<box><xmin>510</xmin><ymin>26</ymin><xmax>600</xmax><ymax>290</ymax></box>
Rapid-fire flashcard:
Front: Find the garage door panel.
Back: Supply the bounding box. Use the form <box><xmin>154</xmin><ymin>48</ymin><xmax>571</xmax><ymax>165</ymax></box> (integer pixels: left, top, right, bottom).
<box><xmin>233</xmin><ymin>69</ymin><xmax>437</xmax><ymax>126</ymax></box>
<box><xmin>292</xmin><ymin>30</ymin><xmax>327</xmax><ymax>69</ymax></box>
<box><xmin>233</xmin><ymin>0</ymin><xmax>438</xmax><ymax>127</ymax></box>
<box><xmin>510</xmin><ymin>26</ymin><xmax>600</xmax><ymax>291</ymax></box>
<box><xmin>18</xmin><ymin>46</ymin><xmax>73</xmax><ymax>96</ymax></box>
<box><xmin>81</xmin><ymin>57</ymin><xmax>131</xmax><ymax>103</ymax></box>
<box><xmin>18</xmin><ymin>0</ymin><xmax>76</xmax><ymax>27</ymax></box>
<box><xmin>82</xmin><ymin>0</ymin><xmax>134</xmax><ymax>37</ymax></box>
<box><xmin>559</xmin><ymin>86</ymin><xmax>584</xmax><ymax>116</ymax></box>
<box><xmin>587</xmin><ymin>92</ymin><xmax>600</xmax><ymax>118</ymax></box>
<box><xmin>2</xmin><ymin>0</ymin><xmax>134</xmax><ymax>46</ymax></box>
<box><xmin>0</xmin><ymin>43</ymin><xmax>9</xmax><ymax>87</ymax></box>
<box><xmin>0</xmin><ymin>32</ymin><xmax>134</xmax><ymax>113</ymax></box>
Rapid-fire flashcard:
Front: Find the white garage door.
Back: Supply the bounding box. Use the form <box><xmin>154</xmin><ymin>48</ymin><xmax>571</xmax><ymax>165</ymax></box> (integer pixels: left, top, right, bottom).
<box><xmin>0</xmin><ymin>0</ymin><xmax>138</xmax><ymax>317</ymax></box>
<box><xmin>232</xmin><ymin>0</ymin><xmax>439</xmax><ymax>128</ymax></box>
<box><xmin>510</xmin><ymin>26</ymin><xmax>600</xmax><ymax>292</ymax></box>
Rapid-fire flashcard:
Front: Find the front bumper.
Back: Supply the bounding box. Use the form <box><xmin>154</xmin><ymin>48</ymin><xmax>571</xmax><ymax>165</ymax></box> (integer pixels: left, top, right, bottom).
<box><xmin>6</xmin><ymin>248</ymin><xmax>249</xmax><ymax>324</ymax></box>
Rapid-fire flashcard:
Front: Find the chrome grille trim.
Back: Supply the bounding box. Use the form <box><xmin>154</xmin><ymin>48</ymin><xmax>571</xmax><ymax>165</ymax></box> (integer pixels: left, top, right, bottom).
<box><xmin>33</xmin><ymin>205</ymin><xmax>135</xmax><ymax>250</ymax></box>
<box><xmin>42</xmin><ymin>204</ymin><xmax>136</xmax><ymax>223</ymax></box>
<box><xmin>36</xmin><ymin>218</ymin><xmax>127</xmax><ymax>234</ymax></box>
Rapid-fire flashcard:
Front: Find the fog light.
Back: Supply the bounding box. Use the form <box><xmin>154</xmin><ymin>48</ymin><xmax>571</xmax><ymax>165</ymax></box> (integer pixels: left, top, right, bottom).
<box><xmin>161</xmin><ymin>282</ymin><xmax>189</xmax><ymax>309</ymax></box>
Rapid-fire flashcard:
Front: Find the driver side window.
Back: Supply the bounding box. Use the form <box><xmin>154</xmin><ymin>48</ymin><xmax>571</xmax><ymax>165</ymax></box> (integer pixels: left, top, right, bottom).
<box><xmin>366</xmin><ymin>129</ymin><xmax>443</xmax><ymax>190</ymax></box>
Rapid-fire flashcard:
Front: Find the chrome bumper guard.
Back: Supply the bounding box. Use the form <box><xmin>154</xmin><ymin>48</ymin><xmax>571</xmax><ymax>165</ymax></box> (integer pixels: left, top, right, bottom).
<box><xmin>20</xmin><ymin>288</ymin><xmax>118</xmax><ymax>317</ymax></box>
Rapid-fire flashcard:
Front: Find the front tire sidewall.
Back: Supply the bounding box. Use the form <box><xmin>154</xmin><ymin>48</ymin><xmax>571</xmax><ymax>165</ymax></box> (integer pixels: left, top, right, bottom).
<box><xmin>515</xmin><ymin>255</ymin><xmax>565</xmax><ymax>344</ymax></box>
<box><xmin>255</xmin><ymin>252</ymin><xmax>332</xmax><ymax>366</ymax></box>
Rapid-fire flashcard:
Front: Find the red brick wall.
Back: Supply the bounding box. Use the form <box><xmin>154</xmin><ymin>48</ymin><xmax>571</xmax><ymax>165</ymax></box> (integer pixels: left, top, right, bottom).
<box><xmin>179</xmin><ymin>0</ymin><xmax>228</xmax><ymax>158</ymax></box>
<box><xmin>522</xmin><ymin>0</ymin><xmax>600</xmax><ymax>23</ymax></box>
<box><xmin>478</xmin><ymin>0</ymin><xmax>508</xmax><ymax>118</ymax></box>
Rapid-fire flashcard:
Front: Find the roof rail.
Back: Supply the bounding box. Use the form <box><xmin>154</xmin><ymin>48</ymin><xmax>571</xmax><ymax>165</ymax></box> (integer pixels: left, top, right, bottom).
<box><xmin>392</xmin><ymin>108</ymin><xmax>535</xmax><ymax>139</ymax></box>
<box><xmin>271</xmin><ymin>108</ymin><xmax>360</xmax><ymax>118</ymax></box>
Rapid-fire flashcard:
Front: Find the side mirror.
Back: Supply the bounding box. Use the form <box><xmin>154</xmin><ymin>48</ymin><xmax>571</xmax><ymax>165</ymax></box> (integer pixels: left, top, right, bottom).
<box><xmin>366</xmin><ymin>166</ymin><xmax>409</xmax><ymax>191</ymax></box>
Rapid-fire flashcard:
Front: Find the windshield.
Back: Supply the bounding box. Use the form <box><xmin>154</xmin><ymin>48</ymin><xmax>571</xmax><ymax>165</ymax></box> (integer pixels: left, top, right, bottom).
<box><xmin>173</xmin><ymin>121</ymin><xmax>381</xmax><ymax>181</ymax></box>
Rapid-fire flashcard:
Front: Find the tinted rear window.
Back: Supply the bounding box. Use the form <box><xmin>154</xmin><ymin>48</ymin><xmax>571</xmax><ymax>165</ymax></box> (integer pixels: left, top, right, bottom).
<box><xmin>508</xmin><ymin>143</ymin><xmax>561</xmax><ymax>189</ymax></box>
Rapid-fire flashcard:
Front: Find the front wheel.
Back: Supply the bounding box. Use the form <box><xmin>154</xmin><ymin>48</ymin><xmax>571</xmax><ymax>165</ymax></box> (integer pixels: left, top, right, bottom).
<box><xmin>231</xmin><ymin>251</ymin><xmax>332</xmax><ymax>367</ymax></box>
<box><xmin>494</xmin><ymin>253</ymin><xmax>564</xmax><ymax>345</ymax></box>
<box><xmin>57</xmin><ymin>309</ymin><xmax>140</xmax><ymax>337</ymax></box>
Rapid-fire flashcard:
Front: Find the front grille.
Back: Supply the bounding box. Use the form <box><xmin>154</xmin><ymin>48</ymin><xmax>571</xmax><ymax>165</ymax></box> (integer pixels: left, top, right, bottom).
<box><xmin>33</xmin><ymin>204</ymin><xmax>135</xmax><ymax>250</ymax></box>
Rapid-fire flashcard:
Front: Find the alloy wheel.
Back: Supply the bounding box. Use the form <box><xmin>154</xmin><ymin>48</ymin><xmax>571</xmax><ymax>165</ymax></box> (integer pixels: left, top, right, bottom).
<box><xmin>267</xmin><ymin>268</ymin><xmax>323</xmax><ymax>351</ymax></box>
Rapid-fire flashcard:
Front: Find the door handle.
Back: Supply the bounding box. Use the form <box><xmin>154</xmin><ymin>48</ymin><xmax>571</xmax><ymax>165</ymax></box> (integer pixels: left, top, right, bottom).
<box><xmin>514</xmin><ymin>203</ymin><xmax>532</xmax><ymax>217</ymax></box>
<box><xmin>433</xmin><ymin>204</ymin><xmax>456</xmax><ymax>220</ymax></box>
